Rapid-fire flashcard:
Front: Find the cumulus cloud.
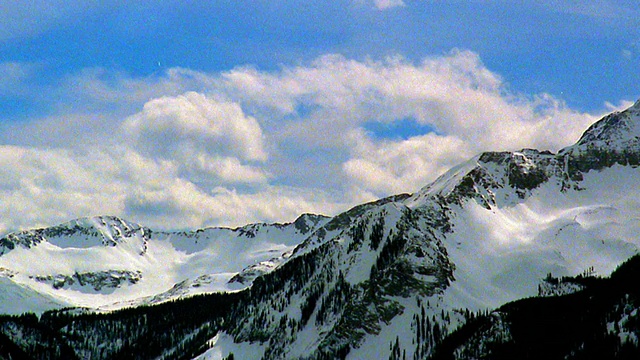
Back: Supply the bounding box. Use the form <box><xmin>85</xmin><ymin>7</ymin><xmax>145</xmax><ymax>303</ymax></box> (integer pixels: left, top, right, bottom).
<box><xmin>0</xmin><ymin>146</ymin><xmax>124</xmax><ymax>233</ymax></box>
<box><xmin>123</xmin><ymin>91</ymin><xmax>267</xmax><ymax>184</ymax></box>
<box><xmin>0</xmin><ymin>50</ymin><xmax>612</xmax><ymax>233</ymax></box>
<box><xmin>0</xmin><ymin>144</ymin><xmax>342</xmax><ymax>233</ymax></box>
<box><xmin>343</xmin><ymin>132</ymin><xmax>471</xmax><ymax>195</ymax></box>
<box><xmin>213</xmin><ymin>50</ymin><xmax>597</xmax><ymax>194</ymax></box>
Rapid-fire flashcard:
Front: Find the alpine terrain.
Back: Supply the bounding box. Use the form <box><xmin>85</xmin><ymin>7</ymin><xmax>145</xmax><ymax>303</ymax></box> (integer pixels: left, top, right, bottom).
<box><xmin>1</xmin><ymin>100</ymin><xmax>640</xmax><ymax>359</ymax></box>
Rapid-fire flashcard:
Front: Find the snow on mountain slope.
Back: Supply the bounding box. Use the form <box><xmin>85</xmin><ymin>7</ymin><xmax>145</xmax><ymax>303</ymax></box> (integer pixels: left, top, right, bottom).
<box><xmin>351</xmin><ymin>101</ymin><xmax>640</xmax><ymax>358</ymax></box>
<box><xmin>436</xmin><ymin>164</ymin><xmax>640</xmax><ymax>310</ymax></box>
<box><xmin>2</xmin><ymin>101</ymin><xmax>640</xmax><ymax>359</ymax></box>
<box><xmin>0</xmin><ymin>276</ymin><xmax>71</xmax><ymax>315</ymax></box>
<box><xmin>0</xmin><ymin>216</ymin><xmax>149</xmax><ymax>252</ymax></box>
<box><xmin>402</xmin><ymin>100</ymin><xmax>640</xmax><ymax>311</ymax></box>
<box><xmin>211</xmin><ymin>196</ymin><xmax>454</xmax><ymax>360</ymax></box>
<box><xmin>570</xmin><ymin>98</ymin><xmax>640</xmax><ymax>151</ymax></box>
<box><xmin>0</xmin><ymin>214</ymin><xmax>329</xmax><ymax>314</ymax></box>
<box><xmin>202</xmin><ymin>100</ymin><xmax>640</xmax><ymax>360</ymax></box>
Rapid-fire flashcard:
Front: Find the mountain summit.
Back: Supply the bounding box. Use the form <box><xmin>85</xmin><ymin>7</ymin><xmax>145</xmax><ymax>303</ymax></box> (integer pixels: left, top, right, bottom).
<box><xmin>1</xmin><ymin>100</ymin><xmax>640</xmax><ymax>359</ymax></box>
<box><xmin>574</xmin><ymin>99</ymin><xmax>640</xmax><ymax>148</ymax></box>
<box><xmin>0</xmin><ymin>216</ymin><xmax>149</xmax><ymax>253</ymax></box>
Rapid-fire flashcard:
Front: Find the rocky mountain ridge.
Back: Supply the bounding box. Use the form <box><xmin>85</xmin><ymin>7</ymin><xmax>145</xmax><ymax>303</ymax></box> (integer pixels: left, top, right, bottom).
<box><xmin>0</xmin><ymin>100</ymin><xmax>639</xmax><ymax>359</ymax></box>
<box><xmin>0</xmin><ymin>213</ymin><xmax>330</xmax><ymax>314</ymax></box>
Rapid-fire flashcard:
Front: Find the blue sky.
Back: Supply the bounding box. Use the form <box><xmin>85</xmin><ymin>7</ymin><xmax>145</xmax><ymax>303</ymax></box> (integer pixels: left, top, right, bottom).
<box><xmin>1</xmin><ymin>1</ymin><xmax>639</xmax><ymax>232</ymax></box>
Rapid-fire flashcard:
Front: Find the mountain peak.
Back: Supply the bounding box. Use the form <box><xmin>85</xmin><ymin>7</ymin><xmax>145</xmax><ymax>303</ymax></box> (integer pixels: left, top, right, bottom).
<box><xmin>0</xmin><ymin>215</ymin><xmax>149</xmax><ymax>254</ymax></box>
<box><xmin>571</xmin><ymin>99</ymin><xmax>640</xmax><ymax>150</ymax></box>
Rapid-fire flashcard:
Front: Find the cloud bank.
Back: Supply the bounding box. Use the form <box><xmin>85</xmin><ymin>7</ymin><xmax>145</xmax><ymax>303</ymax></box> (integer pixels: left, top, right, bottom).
<box><xmin>0</xmin><ymin>50</ymin><xmax>606</xmax><ymax>233</ymax></box>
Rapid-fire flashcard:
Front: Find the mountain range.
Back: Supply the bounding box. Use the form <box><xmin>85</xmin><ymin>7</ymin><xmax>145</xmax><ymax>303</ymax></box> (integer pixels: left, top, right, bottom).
<box><xmin>1</xmin><ymin>100</ymin><xmax>640</xmax><ymax>359</ymax></box>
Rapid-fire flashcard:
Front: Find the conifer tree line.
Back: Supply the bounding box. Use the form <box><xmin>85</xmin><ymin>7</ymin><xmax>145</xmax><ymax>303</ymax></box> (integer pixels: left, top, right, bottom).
<box><xmin>2</xmin><ymin>220</ymin><xmax>640</xmax><ymax>359</ymax></box>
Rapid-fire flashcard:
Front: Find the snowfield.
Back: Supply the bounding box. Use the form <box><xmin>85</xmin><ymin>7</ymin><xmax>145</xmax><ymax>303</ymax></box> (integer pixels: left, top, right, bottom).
<box><xmin>436</xmin><ymin>164</ymin><xmax>640</xmax><ymax>310</ymax></box>
<box><xmin>0</xmin><ymin>214</ymin><xmax>329</xmax><ymax>314</ymax></box>
<box><xmin>1</xmin><ymin>100</ymin><xmax>640</xmax><ymax>359</ymax></box>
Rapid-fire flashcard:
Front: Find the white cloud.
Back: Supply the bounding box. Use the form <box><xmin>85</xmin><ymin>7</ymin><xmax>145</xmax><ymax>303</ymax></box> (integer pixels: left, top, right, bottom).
<box><xmin>352</xmin><ymin>0</ymin><xmax>405</xmax><ymax>11</ymax></box>
<box><xmin>620</xmin><ymin>38</ymin><xmax>640</xmax><ymax>61</ymax></box>
<box><xmin>0</xmin><ymin>144</ymin><xmax>343</xmax><ymax>233</ymax></box>
<box><xmin>120</xmin><ymin>173</ymin><xmax>349</xmax><ymax>230</ymax></box>
<box><xmin>213</xmin><ymin>51</ymin><xmax>598</xmax><ymax>195</ymax></box>
<box><xmin>372</xmin><ymin>0</ymin><xmax>405</xmax><ymax>10</ymax></box>
<box><xmin>123</xmin><ymin>91</ymin><xmax>267</xmax><ymax>184</ymax></box>
<box><xmin>343</xmin><ymin>132</ymin><xmax>471</xmax><ymax>195</ymax></box>
<box><xmin>0</xmin><ymin>51</ymin><xmax>616</xmax><ymax>233</ymax></box>
<box><xmin>0</xmin><ymin>146</ymin><xmax>124</xmax><ymax>233</ymax></box>
<box><xmin>604</xmin><ymin>99</ymin><xmax>635</xmax><ymax>112</ymax></box>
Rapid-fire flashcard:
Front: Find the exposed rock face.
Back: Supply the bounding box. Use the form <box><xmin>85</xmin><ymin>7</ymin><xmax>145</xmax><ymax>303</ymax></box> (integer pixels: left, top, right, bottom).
<box><xmin>32</xmin><ymin>270</ymin><xmax>142</xmax><ymax>293</ymax></box>
<box><xmin>1</xmin><ymin>100</ymin><xmax>640</xmax><ymax>359</ymax></box>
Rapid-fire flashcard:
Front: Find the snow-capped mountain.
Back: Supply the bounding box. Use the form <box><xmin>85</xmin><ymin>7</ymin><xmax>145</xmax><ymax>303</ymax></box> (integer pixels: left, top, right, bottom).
<box><xmin>0</xmin><ymin>214</ymin><xmax>329</xmax><ymax>314</ymax></box>
<box><xmin>1</xmin><ymin>100</ymin><xmax>640</xmax><ymax>359</ymax></box>
<box><xmin>428</xmin><ymin>254</ymin><xmax>640</xmax><ymax>359</ymax></box>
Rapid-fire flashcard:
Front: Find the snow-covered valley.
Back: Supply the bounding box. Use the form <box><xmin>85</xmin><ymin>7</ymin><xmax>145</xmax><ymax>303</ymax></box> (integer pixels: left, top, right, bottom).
<box><xmin>0</xmin><ymin>214</ymin><xmax>329</xmax><ymax>314</ymax></box>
